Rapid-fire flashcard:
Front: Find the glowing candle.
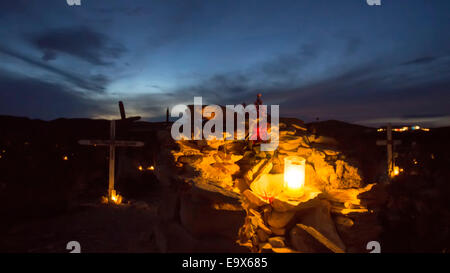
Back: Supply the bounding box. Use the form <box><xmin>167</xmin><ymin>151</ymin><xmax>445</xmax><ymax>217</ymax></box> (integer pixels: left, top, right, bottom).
<box><xmin>109</xmin><ymin>190</ymin><xmax>122</xmax><ymax>204</ymax></box>
<box><xmin>284</xmin><ymin>156</ymin><xmax>306</xmax><ymax>197</ymax></box>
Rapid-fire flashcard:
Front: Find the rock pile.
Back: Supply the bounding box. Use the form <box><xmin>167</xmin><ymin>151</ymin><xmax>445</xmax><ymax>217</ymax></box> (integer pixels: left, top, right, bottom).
<box><xmin>153</xmin><ymin>120</ymin><xmax>384</xmax><ymax>253</ymax></box>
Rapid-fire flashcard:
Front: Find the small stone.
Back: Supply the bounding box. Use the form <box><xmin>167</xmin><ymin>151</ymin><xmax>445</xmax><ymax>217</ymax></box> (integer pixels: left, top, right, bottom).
<box><xmin>324</xmin><ymin>149</ymin><xmax>339</xmax><ymax>156</ymax></box>
<box><xmin>292</xmin><ymin>123</ymin><xmax>307</xmax><ymax>131</ymax></box>
<box><xmin>268</xmin><ymin>236</ymin><xmax>286</xmax><ymax>248</ymax></box>
<box><xmin>249</xmin><ymin>209</ymin><xmax>272</xmax><ymax>235</ymax></box>
<box><xmin>268</xmin><ymin>210</ymin><xmax>295</xmax><ymax>228</ymax></box>
<box><xmin>297</xmin><ymin>146</ymin><xmax>312</xmax><ymax>157</ymax></box>
<box><xmin>257</xmin><ymin>229</ymin><xmax>269</xmax><ymax>242</ymax></box>
<box><xmin>270</xmin><ymin>227</ymin><xmax>286</xmax><ymax>236</ymax></box>
<box><xmin>289</xmin><ymin>225</ymin><xmax>329</xmax><ymax>253</ymax></box>
<box><xmin>271</xmin><ymin>247</ymin><xmax>298</xmax><ymax>253</ymax></box>
<box><xmin>244</xmin><ymin>190</ymin><xmax>267</xmax><ymax>207</ymax></box>
<box><xmin>258</xmin><ymin>222</ymin><xmax>273</xmax><ymax>235</ymax></box>
<box><xmin>211</xmin><ymin>162</ymin><xmax>240</xmax><ymax>175</ymax></box>
<box><xmin>259</xmin><ymin>242</ymin><xmax>272</xmax><ymax>253</ymax></box>
<box><xmin>132</xmin><ymin>201</ymin><xmax>151</xmax><ymax>210</ymax></box>
<box><xmin>334</xmin><ymin>216</ymin><xmax>354</xmax><ymax>227</ymax></box>
<box><xmin>235</xmin><ymin>179</ymin><xmax>249</xmax><ymax>194</ymax></box>
<box><xmin>178</xmin><ymin>155</ymin><xmax>203</xmax><ymax>164</ymax></box>
<box><xmin>296</xmin><ymin>200</ymin><xmax>346</xmax><ymax>252</ymax></box>
<box><xmin>262</xmin><ymin>205</ymin><xmax>272</xmax><ymax>223</ymax></box>
<box><xmin>250</xmin><ymin>174</ymin><xmax>284</xmax><ymax>203</ymax></box>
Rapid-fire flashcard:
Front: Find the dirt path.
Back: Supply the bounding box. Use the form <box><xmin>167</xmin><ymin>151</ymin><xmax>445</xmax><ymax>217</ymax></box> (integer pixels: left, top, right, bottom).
<box><xmin>2</xmin><ymin>201</ymin><xmax>160</xmax><ymax>253</ymax></box>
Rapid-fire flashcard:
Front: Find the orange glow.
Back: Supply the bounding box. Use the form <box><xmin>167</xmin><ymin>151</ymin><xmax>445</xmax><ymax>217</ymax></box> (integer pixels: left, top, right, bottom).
<box><xmin>284</xmin><ymin>156</ymin><xmax>306</xmax><ymax>197</ymax></box>
<box><xmin>138</xmin><ymin>165</ymin><xmax>143</xmax><ymax>171</ymax></box>
<box><xmin>147</xmin><ymin>166</ymin><xmax>155</xmax><ymax>171</ymax></box>
<box><xmin>63</xmin><ymin>156</ymin><xmax>68</xmax><ymax>161</ymax></box>
<box><xmin>393</xmin><ymin>166</ymin><xmax>400</xmax><ymax>176</ymax></box>
<box><xmin>391</xmin><ymin>166</ymin><xmax>403</xmax><ymax>178</ymax></box>
<box><xmin>109</xmin><ymin>190</ymin><xmax>123</xmax><ymax>205</ymax></box>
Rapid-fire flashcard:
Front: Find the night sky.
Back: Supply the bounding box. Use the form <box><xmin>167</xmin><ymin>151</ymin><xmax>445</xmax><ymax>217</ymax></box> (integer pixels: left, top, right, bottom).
<box><xmin>0</xmin><ymin>0</ymin><xmax>449</xmax><ymax>127</ymax></box>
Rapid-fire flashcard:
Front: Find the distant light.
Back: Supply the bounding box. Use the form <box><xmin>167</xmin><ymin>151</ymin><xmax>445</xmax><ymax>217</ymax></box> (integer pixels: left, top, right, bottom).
<box><xmin>138</xmin><ymin>165</ymin><xmax>143</xmax><ymax>171</ymax></box>
<box><xmin>63</xmin><ymin>156</ymin><xmax>68</xmax><ymax>161</ymax></box>
<box><xmin>413</xmin><ymin>159</ymin><xmax>418</xmax><ymax>165</ymax></box>
<box><xmin>147</xmin><ymin>166</ymin><xmax>155</xmax><ymax>171</ymax></box>
<box><xmin>391</xmin><ymin>166</ymin><xmax>402</xmax><ymax>177</ymax></box>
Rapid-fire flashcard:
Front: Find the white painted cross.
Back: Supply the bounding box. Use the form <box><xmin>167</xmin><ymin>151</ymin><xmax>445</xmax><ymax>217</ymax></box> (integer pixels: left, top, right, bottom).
<box><xmin>78</xmin><ymin>120</ymin><xmax>144</xmax><ymax>200</ymax></box>
<box><xmin>376</xmin><ymin>123</ymin><xmax>401</xmax><ymax>178</ymax></box>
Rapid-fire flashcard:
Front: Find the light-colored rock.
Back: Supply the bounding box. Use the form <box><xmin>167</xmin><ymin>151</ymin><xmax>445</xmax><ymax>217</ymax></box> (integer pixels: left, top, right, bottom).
<box><xmin>271</xmin><ymin>187</ymin><xmax>322</xmax><ymax>212</ymax></box>
<box><xmin>297</xmin><ymin>146</ymin><xmax>312</xmax><ymax>157</ymax></box>
<box><xmin>341</xmin><ymin>163</ymin><xmax>363</xmax><ymax>188</ymax></box>
<box><xmin>335</xmin><ymin>160</ymin><xmax>345</xmax><ymax>178</ymax></box>
<box><xmin>243</xmin><ymin>159</ymin><xmax>266</xmax><ymax>184</ymax></box>
<box><xmin>278</xmin><ymin>140</ymin><xmax>301</xmax><ymax>151</ymax></box>
<box><xmin>333</xmin><ymin>216</ymin><xmax>354</xmax><ymax>227</ymax></box>
<box><xmin>251</xmin><ymin>161</ymin><xmax>273</xmax><ymax>186</ymax></box>
<box><xmin>178</xmin><ymin>155</ymin><xmax>203</xmax><ymax>165</ymax></box>
<box><xmin>323</xmin><ymin>149</ymin><xmax>339</xmax><ymax>156</ymax></box>
<box><xmin>206</xmin><ymin>139</ymin><xmax>225</xmax><ymax>149</ymax></box>
<box><xmin>211</xmin><ymin>162</ymin><xmax>240</xmax><ymax>175</ymax></box>
<box><xmin>243</xmin><ymin>189</ymin><xmax>267</xmax><ymax>207</ymax></box>
<box><xmin>259</xmin><ymin>242</ymin><xmax>272</xmax><ymax>253</ymax></box>
<box><xmin>322</xmin><ymin>184</ymin><xmax>375</xmax><ymax>207</ymax></box>
<box><xmin>271</xmin><ymin>247</ymin><xmax>299</xmax><ymax>253</ymax></box>
<box><xmin>257</xmin><ymin>229</ymin><xmax>269</xmax><ymax>242</ymax></box>
<box><xmin>292</xmin><ymin>123</ymin><xmax>307</xmax><ymax>131</ymax></box>
<box><xmin>268</xmin><ymin>236</ymin><xmax>286</xmax><ymax>248</ymax></box>
<box><xmin>235</xmin><ymin>178</ymin><xmax>249</xmax><ymax>194</ymax></box>
<box><xmin>250</xmin><ymin>174</ymin><xmax>284</xmax><ymax>203</ymax></box>
<box><xmin>249</xmin><ymin>209</ymin><xmax>272</xmax><ymax>235</ymax></box>
<box><xmin>267</xmin><ymin>210</ymin><xmax>295</xmax><ymax>228</ymax></box>
<box><xmin>270</xmin><ymin>227</ymin><xmax>286</xmax><ymax>236</ymax></box>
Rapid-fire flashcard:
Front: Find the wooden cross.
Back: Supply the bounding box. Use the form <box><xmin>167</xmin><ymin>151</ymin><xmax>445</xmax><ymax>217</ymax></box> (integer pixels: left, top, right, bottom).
<box><xmin>78</xmin><ymin>106</ymin><xmax>144</xmax><ymax>200</ymax></box>
<box><xmin>376</xmin><ymin>123</ymin><xmax>401</xmax><ymax>178</ymax></box>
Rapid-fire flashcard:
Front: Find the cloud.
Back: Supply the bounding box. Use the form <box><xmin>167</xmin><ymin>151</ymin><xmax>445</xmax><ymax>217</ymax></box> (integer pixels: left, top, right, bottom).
<box><xmin>0</xmin><ymin>71</ymin><xmax>111</xmax><ymax>120</ymax></box>
<box><xmin>260</xmin><ymin>44</ymin><xmax>319</xmax><ymax>81</ymax></box>
<box><xmin>0</xmin><ymin>45</ymin><xmax>110</xmax><ymax>92</ymax></box>
<box><xmin>30</xmin><ymin>26</ymin><xmax>126</xmax><ymax>66</ymax></box>
<box><xmin>402</xmin><ymin>56</ymin><xmax>438</xmax><ymax>66</ymax></box>
<box><xmin>0</xmin><ymin>1</ymin><xmax>28</xmax><ymax>16</ymax></box>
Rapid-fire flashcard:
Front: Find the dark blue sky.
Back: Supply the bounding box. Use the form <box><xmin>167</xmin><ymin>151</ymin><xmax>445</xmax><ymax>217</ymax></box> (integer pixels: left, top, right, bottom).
<box><xmin>0</xmin><ymin>0</ymin><xmax>449</xmax><ymax>126</ymax></box>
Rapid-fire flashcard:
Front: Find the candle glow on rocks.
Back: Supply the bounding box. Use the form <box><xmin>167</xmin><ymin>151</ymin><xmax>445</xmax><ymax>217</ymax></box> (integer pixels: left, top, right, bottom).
<box><xmin>284</xmin><ymin>156</ymin><xmax>306</xmax><ymax>197</ymax></box>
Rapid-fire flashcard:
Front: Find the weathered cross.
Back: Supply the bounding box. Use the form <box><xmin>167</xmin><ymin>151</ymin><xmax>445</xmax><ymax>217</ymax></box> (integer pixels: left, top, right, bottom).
<box><xmin>376</xmin><ymin>123</ymin><xmax>401</xmax><ymax>178</ymax></box>
<box><xmin>78</xmin><ymin>102</ymin><xmax>144</xmax><ymax>201</ymax></box>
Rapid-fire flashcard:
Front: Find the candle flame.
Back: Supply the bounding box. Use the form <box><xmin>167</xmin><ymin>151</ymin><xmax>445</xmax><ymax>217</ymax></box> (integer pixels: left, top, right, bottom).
<box><xmin>284</xmin><ymin>156</ymin><xmax>306</xmax><ymax>197</ymax></box>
